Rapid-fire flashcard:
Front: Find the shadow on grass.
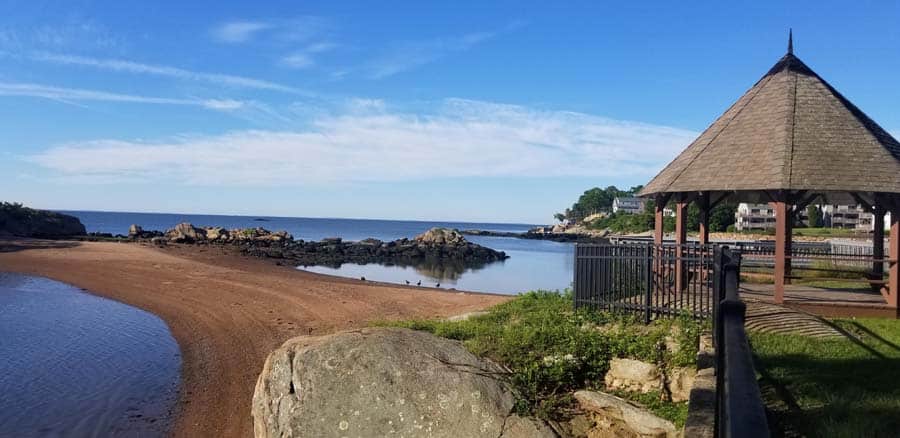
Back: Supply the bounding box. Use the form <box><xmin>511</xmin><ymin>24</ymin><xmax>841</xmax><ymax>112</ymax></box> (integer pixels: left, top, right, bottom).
<box><xmin>751</xmin><ymin>326</ymin><xmax>900</xmax><ymax>437</ymax></box>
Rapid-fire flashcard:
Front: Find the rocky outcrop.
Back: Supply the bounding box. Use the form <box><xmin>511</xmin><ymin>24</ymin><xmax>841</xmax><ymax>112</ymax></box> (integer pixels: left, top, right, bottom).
<box><xmin>461</xmin><ymin>228</ymin><xmax>610</xmax><ymax>244</ymax></box>
<box><xmin>0</xmin><ymin>203</ymin><xmax>86</xmax><ymax>238</ymax></box>
<box><xmin>252</xmin><ymin>327</ymin><xmax>554</xmax><ymax>438</ymax></box>
<box><xmin>574</xmin><ymin>390</ymin><xmax>677</xmax><ymax>438</ymax></box>
<box><xmin>242</xmin><ymin>227</ymin><xmax>508</xmax><ymax>268</ymax></box>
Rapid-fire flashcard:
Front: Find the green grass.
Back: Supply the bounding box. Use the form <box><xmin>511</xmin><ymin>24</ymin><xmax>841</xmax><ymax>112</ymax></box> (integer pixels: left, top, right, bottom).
<box><xmin>750</xmin><ymin>318</ymin><xmax>900</xmax><ymax>437</ymax></box>
<box><xmin>374</xmin><ymin>290</ymin><xmax>702</xmax><ymax>425</ymax></box>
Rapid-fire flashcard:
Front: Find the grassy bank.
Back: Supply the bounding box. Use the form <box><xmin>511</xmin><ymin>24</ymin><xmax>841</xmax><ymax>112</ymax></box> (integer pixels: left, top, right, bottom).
<box><xmin>375</xmin><ymin>290</ymin><xmax>702</xmax><ymax>426</ymax></box>
<box><xmin>750</xmin><ymin>318</ymin><xmax>900</xmax><ymax>437</ymax></box>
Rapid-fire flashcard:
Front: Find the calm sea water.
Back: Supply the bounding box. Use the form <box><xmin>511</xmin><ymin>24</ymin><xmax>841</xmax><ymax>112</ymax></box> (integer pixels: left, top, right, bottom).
<box><xmin>0</xmin><ymin>273</ymin><xmax>180</xmax><ymax>437</ymax></box>
<box><xmin>64</xmin><ymin>211</ymin><xmax>575</xmax><ymax>294</ymax></box>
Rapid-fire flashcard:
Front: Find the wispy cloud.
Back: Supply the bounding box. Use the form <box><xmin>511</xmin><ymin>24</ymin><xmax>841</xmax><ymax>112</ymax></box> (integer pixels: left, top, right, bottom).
<box><xmin>30</xmin><ymin>52</ymin><xmax>309</xmax><ymax>95</ymax></box>
<box><xmin>210</xmin><ymin>17</ymin><xmax>330</xmax><ymax>44</ymax></box>
<box><xmin>0</xmin><ymin>20</ymin><xmax>123</xmax><ymax>52</ymax></box>
<box><xmin>29</xmin><ymin>98</ymin><xmax>697</xmax><ymax>185</ymax></box>
<box><xmin>367</xmin><ymin>21</ymin><xmax>525</xmax><ymax>79</ymax></box>
<box><xmin>210</xmin><ymin>21</ymin><xmax>272</xmax><ymax>43</ymax></box>
<box><xmin>280</xmin><ymin>41</ymin><xmax>337</xmax><ymax>69</ymax></box>
<box><xmin>0</xmin><ymin>81</ymin><xmax>244</xmax><ymax>111</ymax></box>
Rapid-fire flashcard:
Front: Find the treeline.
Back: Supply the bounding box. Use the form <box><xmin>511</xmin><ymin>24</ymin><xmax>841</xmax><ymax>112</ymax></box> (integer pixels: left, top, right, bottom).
<box><xmin>555</xmin><ymin>188</ymin><xmax>737</xmax><ymax>234</ymax></box>
<box><xmin>554</xmin><ymin>185</ymin><xmax>644</xmax><ymax>222</ymax></box>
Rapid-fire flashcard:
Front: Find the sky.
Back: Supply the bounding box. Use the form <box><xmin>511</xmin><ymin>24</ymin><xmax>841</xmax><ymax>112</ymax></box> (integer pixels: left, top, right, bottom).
<box><xmin>1</xmin><ymin>1</ymin><xmax>899</xmax><ymax>224</ymax></box>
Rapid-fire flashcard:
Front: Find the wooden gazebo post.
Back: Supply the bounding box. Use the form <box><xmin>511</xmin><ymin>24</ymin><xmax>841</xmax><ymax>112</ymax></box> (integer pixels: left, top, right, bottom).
<box><xmin>674</xmin><ymin>195</ymin><xmax>688</xmax><ymax>291</ymax></box>
<box><xmin>772</xmin><ymin>196</ymin><xmax>792</xmax><ymax>304</ymax></box>
<box><xmin>873</xmin><ymin>205</ymin><xmax>885</xmax><ymax>280</ymax></box>
<box><xmin>697</xmin><ymin>192</ymin><xmax>710</xmax><ymax>245</ymax></box>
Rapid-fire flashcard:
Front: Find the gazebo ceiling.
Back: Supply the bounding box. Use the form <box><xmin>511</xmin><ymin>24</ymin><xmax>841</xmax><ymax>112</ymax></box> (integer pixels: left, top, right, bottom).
<box><xmin>640</xmin><ymin>39</ymin><xmax>900</xmax><ymax>199</ymax></box>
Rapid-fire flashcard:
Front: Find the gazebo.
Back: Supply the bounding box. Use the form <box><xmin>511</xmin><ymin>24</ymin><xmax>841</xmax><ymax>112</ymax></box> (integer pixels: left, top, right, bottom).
<box><xmin>639</xmin><ymin>34</ymin><xmax>900</xmax><ymax>316</ymax></box>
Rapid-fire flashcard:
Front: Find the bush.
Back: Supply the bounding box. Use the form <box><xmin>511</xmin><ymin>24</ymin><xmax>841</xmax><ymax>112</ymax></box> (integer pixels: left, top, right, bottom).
<box><xmin>375</xmin><ymin>290</ymin><xmax>702</xmax><ymax>423</ymax></box>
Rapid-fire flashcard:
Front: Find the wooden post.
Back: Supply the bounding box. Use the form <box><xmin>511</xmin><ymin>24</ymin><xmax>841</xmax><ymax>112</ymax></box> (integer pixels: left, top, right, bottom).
<box><xmin>889</xmin><ymin>207</ymin><xmax>900</xmax><ymax>310</ymax></box>
<box><xmin>674</xmin><ymin>198</ymin><xmax>688</xmax><ymax>292</ymax></box>
<box><xmin>874</xmin><ymin>205</ymin><xmax>885</xmax><ymax>280</ymax></box>
<box><xmin>654</xmin><ymin>197</ymin><xmax>665</xmax><ymax>245</ymax></box>
<box><xmin>698</xmin><ymin>192</ymin><xmax>710</xmax><ymax>245</ymax></box>
<box><xmin>772</xmin><ymin>200</ymin><xmax>791</xmax><ymax>304</ymax></box>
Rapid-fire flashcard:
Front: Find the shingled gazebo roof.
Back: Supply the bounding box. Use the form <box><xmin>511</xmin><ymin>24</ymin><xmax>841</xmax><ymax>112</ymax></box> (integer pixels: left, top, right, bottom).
<box><xmin>640</xmin><ymin>42</ymin><xmax>900</xmax><ymax>199</ymax></box>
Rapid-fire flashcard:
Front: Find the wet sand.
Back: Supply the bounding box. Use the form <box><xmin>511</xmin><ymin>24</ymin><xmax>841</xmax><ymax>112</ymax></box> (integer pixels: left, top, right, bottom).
<box><xmin>0</xmin><ymin>239</ymin><xmax>510</xmax><ymax>437</ymax></box>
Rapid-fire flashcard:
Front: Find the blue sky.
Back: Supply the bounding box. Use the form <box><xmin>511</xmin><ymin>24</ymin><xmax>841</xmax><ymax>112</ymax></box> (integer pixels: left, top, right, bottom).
<box><xmin>1</xmin><ymin>1</ymin><xmax>899</xmax><ymax>223</ymax></box>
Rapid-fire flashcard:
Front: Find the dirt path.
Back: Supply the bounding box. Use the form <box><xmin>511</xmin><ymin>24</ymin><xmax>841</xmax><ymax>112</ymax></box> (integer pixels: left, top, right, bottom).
<box><xmin>0</xmin><ymin>239</ymin><xmax>510</xmax><ymax>437</ymax></box>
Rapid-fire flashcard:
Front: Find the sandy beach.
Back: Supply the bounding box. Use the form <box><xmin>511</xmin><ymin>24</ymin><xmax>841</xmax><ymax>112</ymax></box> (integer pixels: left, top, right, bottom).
<box><xmin>0</xmin><ymin>239</ymin><xmax>510</xmax><ymax>437</ymax></box>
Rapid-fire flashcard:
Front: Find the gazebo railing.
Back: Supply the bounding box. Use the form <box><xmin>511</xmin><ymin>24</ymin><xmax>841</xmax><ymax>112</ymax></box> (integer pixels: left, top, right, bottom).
<box><xmin>573</xmin><ymin>242</ymin><xmax>716</xmax><ymax>321</ymax></box>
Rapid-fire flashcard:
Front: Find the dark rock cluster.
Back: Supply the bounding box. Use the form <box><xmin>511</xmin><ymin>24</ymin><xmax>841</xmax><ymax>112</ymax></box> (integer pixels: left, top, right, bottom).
<box><xmin>129</xmin><ymin>224</ymin><xmax>508</xmax><ymax>267</ymax></box>
<box><xmin>241</xmin><ymin>228</ymin><xmax>508</xmax><ymax>267</ymax></box>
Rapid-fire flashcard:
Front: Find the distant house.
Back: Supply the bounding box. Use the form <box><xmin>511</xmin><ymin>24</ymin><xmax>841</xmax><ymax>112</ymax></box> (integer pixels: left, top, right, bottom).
<box><xmin>734</xmin><ymin>203</ymin><xmax>777</xmax><ymax>231</ymax></box>
<box><xmin>612</xmin><ymin>197</ymin><xmax>645</xmax><ymax>214</ymax></box>
<box><xmin>735</xmin><ymin>202</ymin><xmax>888</xmax><ymax>231</ymax></box>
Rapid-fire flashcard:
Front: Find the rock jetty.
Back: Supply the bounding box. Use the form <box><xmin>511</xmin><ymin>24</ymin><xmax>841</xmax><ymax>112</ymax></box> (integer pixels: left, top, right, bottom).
<box><xmin>128</xmin><ymin>224</ymin><xmax>508</xmax><ymax>267</ymax></box>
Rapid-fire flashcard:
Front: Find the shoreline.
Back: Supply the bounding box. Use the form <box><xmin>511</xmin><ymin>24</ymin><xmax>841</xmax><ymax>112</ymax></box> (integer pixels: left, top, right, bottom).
<box><xmin>0</xmin><ymin>239</ymin><xmax>510</xmax><ymax>438</ymax></box>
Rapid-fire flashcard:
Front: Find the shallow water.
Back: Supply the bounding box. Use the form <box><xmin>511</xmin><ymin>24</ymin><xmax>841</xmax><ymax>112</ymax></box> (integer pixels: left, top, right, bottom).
<box><xmin>67</xmin><ymin>211</ymin><xmax>575</xmax><ymax>295</ymax></box>
<box><xmin>0</xmin><ymin>273</ymin><xmax>181</xmax><ymax>437</ymax></box>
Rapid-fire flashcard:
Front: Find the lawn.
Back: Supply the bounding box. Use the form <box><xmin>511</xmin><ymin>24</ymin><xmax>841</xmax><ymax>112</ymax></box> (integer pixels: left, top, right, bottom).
<box><xmin>375</xmin><ymin>290</ymin><xmax>702</xmax><ymax>426</ymax></box>
<box><xmin>750</xmin><ymin>318</ymin><xmax>900</xmax><ymax>437</ymax></box>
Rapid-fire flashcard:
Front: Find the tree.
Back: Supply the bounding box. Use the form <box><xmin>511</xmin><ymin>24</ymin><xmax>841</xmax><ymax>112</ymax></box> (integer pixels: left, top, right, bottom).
<box><xmin>806</xmin><ymin>205</ymin><xmax>822</xmax><ymax>227</ymax></box>
<box><xmin>553</xmin><ymin>212</ymin><xmax>567</xmax><ymax>222</ymax></box>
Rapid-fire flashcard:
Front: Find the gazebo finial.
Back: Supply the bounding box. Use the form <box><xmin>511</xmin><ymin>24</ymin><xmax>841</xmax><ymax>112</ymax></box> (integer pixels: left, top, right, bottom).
<box><xmin>788</xmin><ymin>28</ymin><xmax>793</xmax><ymax>55</ymax></box>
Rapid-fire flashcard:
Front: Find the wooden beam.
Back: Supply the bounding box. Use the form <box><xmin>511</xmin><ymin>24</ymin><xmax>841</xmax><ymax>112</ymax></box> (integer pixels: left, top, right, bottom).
<box><xmin>873</xmin><ymin>204</ymin><xmax>885</xmax><ymax>281</ymax></box>
<box><xmin>772</xmin><ymin>198</ymin><xmax>791</xmax><ymax>304</ymax></box>
<box><xmin>674</xmin><ymin>197</ymin><xmax>688</xmax><ymax>292</ymax></box>
<box><xmin>697</xmin><ymin>192</ymin><xmax>710</xmax><ymax>245</ymax></box>
<box><xmin>653</xmin><ymin>193</ymin><xmax>672</xmax><ymax>245</ymax></box>
<box><xmin>708</xmin><ymin>192</ymin><xmax>730</xmax><ymax>210</ymax></box>
<box><xmin>888</xmin><ymin>205</ymin><xmax>900</xmax><ymax>311</ymax></box>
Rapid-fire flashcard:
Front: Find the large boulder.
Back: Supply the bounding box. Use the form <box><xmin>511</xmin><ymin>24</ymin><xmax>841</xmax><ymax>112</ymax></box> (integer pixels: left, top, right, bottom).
<box><xmin>415</xmin><ymin>227</ymin><xmax>466</xmax><ymax>246</ymax></box>
<box><xmin>252</xmin><ymin>327</ymin><xmax>554</xmax><ymax>438</ymax></box>
<box><xmin>165</xmin><ymin>222</ymin><xmax>204</xmax><ymax>242</ymax></box>
<box><xmin>0</xmin><ymin>203</ymin><xmax>86</xmax><ymax>238</ymax></box>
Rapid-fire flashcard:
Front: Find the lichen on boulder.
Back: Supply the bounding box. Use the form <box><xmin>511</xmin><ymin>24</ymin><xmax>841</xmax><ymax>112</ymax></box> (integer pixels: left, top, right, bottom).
<box><xmin>252</xmin><ymin>327</ymin><xmax>555</xmax><ymax>438</ymax></box>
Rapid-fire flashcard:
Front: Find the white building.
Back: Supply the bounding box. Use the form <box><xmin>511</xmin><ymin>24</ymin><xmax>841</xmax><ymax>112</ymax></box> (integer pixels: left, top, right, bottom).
<box><xmin>735</xmin><ymin>202</ymin><xmax>889</xmax><ymax>231</ymax></box>
<box><xmin>734</xmin><ymin>203</ymin><xmax>777</xmax><ymax>231</ymax></box>
<box><xmin>612</xmin><ymin>197</ymin><xmax>645</xmax><ymax>214</ymax></box>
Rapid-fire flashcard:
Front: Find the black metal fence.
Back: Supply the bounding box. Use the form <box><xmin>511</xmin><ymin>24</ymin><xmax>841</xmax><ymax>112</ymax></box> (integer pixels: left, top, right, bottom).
<box><xmin>714</xmin><ymin>246</ymin><xmax>769</xmax><ymax>438</ymax></box>
<box><xmin>574</xmin><ymin>243</ymin><xmax>770</xmax><ymax>437</ymax></box>
<box><xmin>573</xmin><ymin>243</ymin><xmax>716</xmax><ymax>321</ymax></box>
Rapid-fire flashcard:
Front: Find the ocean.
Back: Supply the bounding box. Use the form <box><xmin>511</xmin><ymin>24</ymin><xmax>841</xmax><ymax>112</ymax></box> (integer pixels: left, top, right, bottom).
<box><xmin>63</xmin><ymin>211</ymin><xmax>575</xmax><ymax>295</ymax></box>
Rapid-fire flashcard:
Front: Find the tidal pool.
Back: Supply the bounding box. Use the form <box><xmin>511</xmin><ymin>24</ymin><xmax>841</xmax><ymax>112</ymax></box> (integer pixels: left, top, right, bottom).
<box><xmin>0</xmin><ymin>273</ymin><xmax>181</xmax><ymax>437</ymax></box>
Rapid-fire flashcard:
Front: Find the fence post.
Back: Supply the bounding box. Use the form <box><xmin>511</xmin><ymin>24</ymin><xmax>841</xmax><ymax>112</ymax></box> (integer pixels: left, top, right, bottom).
<box><xmin>645</xmin><ymin>244</ymin><xmax>653</xmax><ymax>324</ymax></box>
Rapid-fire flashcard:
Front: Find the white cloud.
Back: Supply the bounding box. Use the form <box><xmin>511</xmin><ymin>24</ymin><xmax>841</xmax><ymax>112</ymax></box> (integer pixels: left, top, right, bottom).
<box><xmin>29</xmin><ymin>98</ymin><xmax>697</xmax><ymax>186</ymax></box>
<box><xmin>31</xmin><ymin>52</ymin><xmax>308</xmax><ymax>94</ymax></box>
<box><xmin>0</xmin><ymin>81</ymin><xmax>244</xmax><ymax>112</ymax></box>
<box><xmin>211</xmin><ymin>21</ymin><xmax>272</xmax><ymax>43</ymax></box>
<box><xmin>367</xmin><ymin>21</ymin><xmax>525</xmax><ymax>79</ymax></box>
<box><xmin>280</xmin><ymin>42</ymin><xmax>337</xmax><ymax>70</ymax></box>
<box><xmin>281</xmin><ymin>52</ymin><xmax>314</xmax><ymax>69</ymax></box>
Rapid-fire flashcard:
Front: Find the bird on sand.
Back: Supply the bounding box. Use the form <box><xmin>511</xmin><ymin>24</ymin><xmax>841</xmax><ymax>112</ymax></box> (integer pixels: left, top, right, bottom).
<box><xmin>416</xmin><ymin>280</ymin><xmax>421</xmax><ymax>286</ymax></box>
<box><xmin>436</xmin><ymin>283</ymin><xmax>441</xmax><ymax>288</ymax></box>
<box><xmin>405</xmin><ymin>280</ymin><xmax>410</xmax><ymax>285</ymax></box>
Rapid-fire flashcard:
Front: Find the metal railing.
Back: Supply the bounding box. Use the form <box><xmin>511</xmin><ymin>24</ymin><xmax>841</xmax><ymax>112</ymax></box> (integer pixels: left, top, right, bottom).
<box><xmin>714</xmin><ymin>246</ymin><xmax>769</xmax><ymax>438</ymax></box>
<box><xmin>573</xmin><ymin>243</ymin><xmax>715</xmax><ymax>322</ymax></box>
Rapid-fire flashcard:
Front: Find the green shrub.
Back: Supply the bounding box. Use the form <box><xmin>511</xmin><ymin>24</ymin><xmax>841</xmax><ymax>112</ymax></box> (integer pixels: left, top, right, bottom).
<box><xmin>375</xmin><ymin>290</ymin><xmax>702</xmax><ymax>424</ymax></box>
